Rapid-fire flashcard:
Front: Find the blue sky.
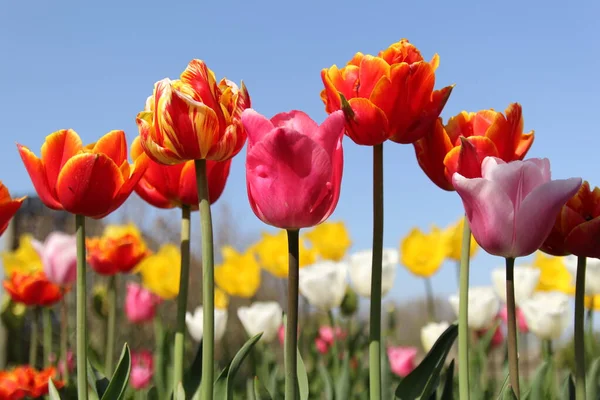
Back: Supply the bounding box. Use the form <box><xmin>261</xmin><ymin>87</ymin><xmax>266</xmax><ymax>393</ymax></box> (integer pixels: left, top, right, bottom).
<box><xmin>1</xmin><ymin>0</ymin><xmax>599</xmax><ymax>301</ymax></box>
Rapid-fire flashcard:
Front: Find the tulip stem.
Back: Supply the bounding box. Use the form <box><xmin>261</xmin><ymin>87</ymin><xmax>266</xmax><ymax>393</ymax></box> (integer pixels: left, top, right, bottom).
<box><xmin>542</xmin><ymin>340</ymin><xmax>553</xmax><ymax>361</ymax></box>
<box><xmin>575</xmin><ymin>256</ymin><xmax>587</xmax><ymax>400</ymax></box>
<box><xmin>327</xmin><ymin>310</ymin><xmax>340</xmax><ymax>377</ymax></box>
<box><xmin>369</xmin><ymin>143</ymin><xmax>384</xmax><ymax>400</ymax></box>
<box><xmin>505</xmin><ymin>257</ymin><xmax>521</xmax><ymax>398</ymax></box>
<box><xmin>43</xmin><ymin>307</ymin><xmax>52</xmax><ymax>367</ymax></box>
<box><xmin>29</xmin><ymin>308</ymin><xmax>39</xmax><ymax>366</ymax></box>
<box><xmin>196</xmin><ymin>159</ymin><xmax>216</xmax><ymax>400</ymax></box>
<box><xmin>154</xmin><ymin>316</ymin><xmax>166</xmax><ymax>399</ymax></box>
<box><xmin>424</xmin><ymin>278</ymin><xmax>436</xmax><ymax>321</ymax></box>
<box><xmin>174</xmin><ymin>204</ymin><xmax>191</xmax><ymax>388</ymax></box>
<box><xmin>75</xmin><ymin>214</ymin><xmax>88</xmax><ymax>400</ymax></box>
<box><xmin>458</xmin><ymin>217</ymin><xmax>471</xmax><ymax>400</ymax></box>
<box><xmin>105</xmin><ymin>274</ymin><xmax>117</xmax><ymax>376</ymax></box>
<box><xmin>285</xmin><ymin>229</ymin><xmax>300</xmax><ymax>400</ymax></box>
<box><xmin>60</xmin><ymin>295</ymin><xmax>69</xmax><ymax>382</ymax></box>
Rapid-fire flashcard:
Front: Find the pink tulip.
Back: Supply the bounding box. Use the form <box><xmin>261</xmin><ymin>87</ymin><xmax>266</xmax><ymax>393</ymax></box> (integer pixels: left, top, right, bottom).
<box><xmin>476</xmin><ymin>324</ymin><xmax>504</xmax><ymax>348</ymax></box>
<box><xmin>387</xmin><ymin>346</ymin><xmax>418</xmax><ymax>377</ymax></box>
<box><xmin>31</xmin><ymin>232</ymin><xmax>77</xmax><ymax>286</ymax></box>
<box><xmin>125</xmin><ymin>282</ymin><xmax>161</xmax><ymax>324</ymax></box>
<box><xmin>499</xmin><ymin>305</ymin><xmax>528</xmax><ymax>333</ymax></box>
<box><xmin>241</xmin><ymin>109</ymin><xmax>345</xmax><ymax>229</ymax></box>
<box><xmin>130</xmin><ymin>350</ymin><xmax>153</xmax><ymax>390</ymax></box>
<box><xmin>318</xmin><ymin>326</ymin><xmax>346</xmax><ymax>345</ymax></box>
<box><xmin>278</xmin><ymin>324</ymin><xmax>285</xmax><ymax>346</ymax></box>
<box><xmin>315</xmin><ymin>337</ymin><xmax>329</xmax><ymax>354</ymax></box>
<box><xmin>453</xmin><ymin>157</ymin><xmax>582</xmax><ymax>258</ymax></box>
<box><xmin>58</xmin><ymin>350</ymin><xmax>75</xmax><ymax>376</ymax></box>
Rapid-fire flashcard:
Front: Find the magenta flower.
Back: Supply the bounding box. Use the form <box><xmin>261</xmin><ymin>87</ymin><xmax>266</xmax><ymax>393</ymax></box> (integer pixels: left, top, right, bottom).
<box><xmin>387</xmin><ymin>346</ymin><xmax>418</xmax><ymax>377</ymax></box>
<box><xmin>31</xmin><ymin>232</ymin><xmax>77</xmax><ymax>286</ymax></box>
<box><xmin>314</xmin><ymin>325</ymin><xmax>346</xmax><ymax>354</ymax></box>
<box><xmin>241</xmin><ymin>109</ymin><xmax>345</xmax><ymax>229</ymax></box>
<box><xmin>130</xmin><ymin>350</ymin><xmax>154</xmax><ymax>390</ymax></box>
<box><xmin>452</xmin><ymin>157</ymin><xmax>582</xmax><ymax>258</ymax></box>
<box><xmin>499</xmin><ymin>305</ymin><xmax>528</xmax><ymax>333</ymax></box>
<box><xmin>124</xmin><ymin>282</ymin><xmax>161</xmax><ymax>324</ymax></box>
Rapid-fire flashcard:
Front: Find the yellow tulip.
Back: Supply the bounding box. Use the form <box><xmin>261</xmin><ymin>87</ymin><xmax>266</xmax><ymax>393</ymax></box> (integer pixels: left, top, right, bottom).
<box><xmin>214</xmin><ymin>287</ymin><xmax>229</xmax><ymax>310</ymax></box>
<box><xmin>443</xmin><ymin>217</ymin><xmax>478</xmax><ymax>261</ymax></box>
<box><xmin>137</xmin><ymin>244</ymin><xmax>180</xmax><ymax>300</ymax></box>
<box><xmin>252</xmin><ymin>230</ymin><xmax>318</xmax><ymax>278</ymax></box>
<box><xmin>401</xmin><ymin>226</ymin><xmax>448</xmax><ymax>278</ymax></box>
<box><xmin>302</xmin><ymin>221</ymin><xmax>352</xmax><ymax>262</ymax></box>
<box><xmin>215</xmin><ymin>246</ymin><xmax>261</xmax><ymax>298</ymax></box>
<box><xmin>1</xmin><ymin>234</ymin><xmax>43</xmax><ymax>275</ymax></box>
<box><xmin>532</xmin><ymin>251</ymin><xmax>574</xmax><ymax>295</ymax></box>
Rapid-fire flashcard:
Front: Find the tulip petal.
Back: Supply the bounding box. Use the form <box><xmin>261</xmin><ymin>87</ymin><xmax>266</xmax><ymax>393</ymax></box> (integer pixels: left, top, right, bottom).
<box><xmin>17</xmin><ymin>144</ymin><xmax>63</xmax><ymax>210</ymax></box>
<box><xmin>271</xmin><ymin>110</ymin><xmax>319</xmax><ymax>139</ymax></box>
<box><xmin>41</xmin><ymin>129</ymin><xmax>83</xmax><ymax>195</ymax></box>
<box><xmin>241</xmin><ymin>109</ymin><xmax>275</xmax><ymax>151</ymax></box>
<box><xmin>358</xmin><ymin>55</ymin><xmax>390</xmax><ymax>98</ymax></box>
<box><xmin>205</xmin><ymin>159</ymin><xmax>231</xmax><ymax>205</ymax></box>
<box><xmin>443</xmin><ymin>136</ymin><xmax>499</xmax><ymax>180</ymax></box>
<box><xmin>344</xmin><ymin>98</ymin><xmax>389</xmax><ymax>145</ymax></box>
<box><xmin>180</xmin><ymin>59</ymin><xmax>221</xmax><ymax>113</ymax></box>
<box><xmin>0</xmin><ymin>197</ymin><xmax>24</xmax><ymax>235</ymax></box>
<box><xmin>565</xmin><ymin>217</ymin><xmax>600</xmax><ymax>258</ymax></box>
<box><xmin>413</xmin><ymin>118</ymin><xmax>455</xmax><ymax>191</ymax></box>
<box><xmin>92</xmin><ymin>130</ymin><xmax>127</xmax><ymax>166</ymax></box>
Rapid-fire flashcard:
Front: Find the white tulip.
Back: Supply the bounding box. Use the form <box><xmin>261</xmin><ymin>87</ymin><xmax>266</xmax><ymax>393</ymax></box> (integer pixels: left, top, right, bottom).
<box><xmin>491</xmin><ymin>265</ymin><xmax>540</xmax><ymax>306</ymax></box>
<box><xmin>348</xmin><ymin>249</ymin><xmax>399</xmax><ymax>297</ymax></box>
<box><xmin>237</xmin><ymin>301</ymin><xmax>283</xmax><ymax>342</ymax></box>
<box><xmin>564</xmin><ymin>255</ymin><xmax>600</xmax><ymax>295</ymax></box>
<box><xmin>520</xmin><ymin>291</ymin><xmax>570</xmax><ymax>341</ymax></box>
<box><xmin>185</xmin><ymin>306</ymin><xmax>228</xmax><ymax>342</ymax></box>
<box><xmin>449</xmin><ymin>286</ymin><xmax>500</xmax><ymax>330</ymax></box>
<box><xmin>299</xmin><ymin>261</ymin><xmax>348</xmax><ymax>311</ymax></box>
<box><xmin>421</xmin><ymin>321</ymin><xmax>450</xmax><ymax>353</ymax></box>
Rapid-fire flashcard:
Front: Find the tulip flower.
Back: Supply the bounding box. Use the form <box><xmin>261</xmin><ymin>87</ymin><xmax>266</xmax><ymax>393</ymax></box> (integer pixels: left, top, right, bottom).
<box><xmin>241</xmin><ymin>109</ymin><xmax>345</xmax><ymax>229</ymax></box>
<box><xmin>348</xmin><ymin>249</ymin><xmax>398</xmax><ymax>297</ymax></box>
<box><xmin>298</xmin><ymin>261</ymin><xmax>348</xmax><ymax>311</ymax></box>
<box><xmin>491</xmin><ymin>265</ymin><xmax>540</xmax><ymax>306</ymax></box>
<box><xmin>214</xmin><ymin>246</ymin><xmax>261</xmax><ymax>298</ymax></box>
<box><xmin>18</xmin><ymin>129</ymin><xmax>148</xmax><ymax>218</ymax></box>
<box><xmin>251</xmin><ymin>230</ymin><xmax>317</xmax><ymax>278</ymax></box>
<box><xmin>564</xmin><ymin>255</ymin><xmax>600</xmax><ymax>295</ymax></box>
<box><xmin>213</xmin><ymin>288</ymin><xmax>230</xmax><ymax>310</ymax></box>
<box><xmin>130</xmin><ymin>350</ymin><xmax>154</xmax><ymax>390</ymax></box>
<box><xmin>315</xmin><ymin>326</ymin><xmax>346</xmax><ymax>354</ymax></box>
<box><xmin>532</xmin><ymin>251</ymin><xmax>574</xmax><ymax>294</ymax></box>
<box><xmin>237</xmin><ymin>301</ymin><xmax>283</xmax><ymax>342</ymax></box>
<box><xmin>136</xmin><ymin>59</ymin><xmax>250</xmax><ymax>164</ymax></box>
<box><xmin>302</xmin><ymin>221</ymin><xmax>352</xmax><ymax>261</ymax></box>
<box><xmin>421</xmin><ymin>321</ymin><xmax>450</xmax><ymax>353</ymax></box>
<box><xmin>387</xmin><ymin>346</ymin><xmax>418</xmax><ymax>377</ymax></box>
<box><xmin>30</xmin><ymin>232</ymin><xmax>77</xmax><ymax>286</ymax></box>
<box><xmin>449</xmin><ymin>286</ymin><xmax>500</xmax><ymax>330</ymax></box>
<box><xmin>520</xmin><ymin>291</ymin><xmax>570</xmax><ymax>341</ymax></box>
<box><xmin>136</xmin><ymin>244</ymin><xmax>181</xmax><ymax>300</ymax></box>
<box><xmin>278</xmin><ymin>325</ymin><xmax>286</xmax><ymax>346</ymax></box>
<box><xmin>498</xmin><ymin>305</ymin><xmax>529</xmax><ymax>333</ymax></box>
<box><xmin>186</xmin><ymin>306</ymin><xmax>228</xmax><ymax>342</ymax></box>
<box><xmin>124</xmin><ymin>282</ymin><xmax>161</xmax><ymax>324</ymax></box>
<box><xmin>131</xmin><ymin>136</ymin><xmax>231</xmax><ymax>210</ymax></box>
<box><xmin>414</xmin><ymin>103</ymin><xmax>535</xmax><ymax>191</ymax></box>
<box><xmin>453</xmin><ymin>157</ymin><xmax>582</xmax><ymax>258</ymax></box>
<box><xmin>1</xmin><ymin>234</ymin><xmax>43</xmax><ymax>276</ymax></box>
<box><xmin>0</xmin><ymin>182</ymin><xmax>24</xmax><ymax>236</ymax></box>
<box><xmin>320</xmin><ymin>39</ymin><xmax>453</xmax><ymax>146</ymax></box>
<box><xmin>3</xmin><ymin>271</ymin><xmax>62</xmax><ymax>306</ymax></box>
<box><xmin>401</xmin><ymin>226</ymin><xmax>448</xmax><ymax>278</ymax></box>
<box><xmin>442</xmin><ymin>217</ymin><xmax>478</xmax><ymax>261</ymax></box>
<box><xmin>86</xmin><ymin>223</ymin><xmax>149</xmax><ymax>275</ymax></box>
<box><xmin>0</xmin><ymin>366</ymin><xmax>64</xmax><ymax>399</ymax></box>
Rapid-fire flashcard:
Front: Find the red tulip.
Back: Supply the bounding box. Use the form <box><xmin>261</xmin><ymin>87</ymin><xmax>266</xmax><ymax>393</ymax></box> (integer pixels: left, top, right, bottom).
<box><xmin>3</xmin><ymin>271</ymin><xmax>63</xmax><ymax>307</ymax></box>
<box><xmin>0</xmin><ymin>181</ymin><xmax>24</xmax><ymax>236</ymax></box>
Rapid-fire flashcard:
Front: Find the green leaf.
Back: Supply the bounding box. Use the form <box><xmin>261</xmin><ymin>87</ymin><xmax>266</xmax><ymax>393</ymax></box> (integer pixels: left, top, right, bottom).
<box><xmin>48</xmin><ymin>378</ymin><xmax>62</xmax><ymax>400</ymax></box>
<box><xmin>147</xmin><ymin>387</ymin><xmax>159</xmax><ymax>400</ymax></box>
<box><xmin>561</xmin><ymin>374</ymin><xmax>575</xmax><ymax>400</ymax></box>
<box><xmin>101</xmin><ymin>344</ymin><xmax>132</xmax><ymax>400</ymax></box>
<box><xmin>153</xmin><ymin>319</ymin><xmax>170</xmax><ymax>399</ymax></box>
<box><xmin>440</xmin><ymin>359</ymin><xmax>455</xmax><ymax>400</ymax></box>
<box><xmin>317</xmin><ymin>362</ymin><xmax>334</xmax><ymax>400</ymax></box>
<box><xmin>174</xmin><ymin>382</ymin><xmax>185</xmax><ymax>400</ymax></box>
<box><xmin>335</xmin><ymin>354</ymin><xmax>350</xmax><ymax>400</ymax></box>
<box><xmin>297</xmin><ymin>348</ymin><xmax>309</xmax><ymax>400</ymax></box>
<box><xmin>183</xmin><ymin>342</ymin><xmax>203</xmax><ymax>398</ymax></box>
<box><xmin>524</xmin><ymin>360</ymin><xmax>552</xmax><ymax>400</ymax></box>
<box><xmin>502</xmin><ymin>387</ymin><xmax>518</xmax><ymax>400</ymax></box>
<box><xmin>496</xmin><ymin>374</ymin><xmax>510</xmax><ymax>399</ymax></box>
<box><xmin>587</xmin><ymin>357</ymin><xmax>600</xmax><ymax>400</ymax></box>
<box><xmin>214</xmin><ymin>333</ymin><xmax>263</xmax><ymax>400</ymax></box>
<box><xmin>86</xmin><ymin>359</ymin><xmax>106</xmax><ymax>400</ymax></box>
<box><xmin>395</xmin><ymin>323</ymin><xmax>458</xmax><ymax>400</ymax></box>
<box><xmin>254</xmin><ymin>376</ymin><xmax>273</xmax><ymax>400</ymax></box>
<box><xmin>213</xmin><ymin>365</ymin><xmax>229</xmax><ymax>399</ymax></box>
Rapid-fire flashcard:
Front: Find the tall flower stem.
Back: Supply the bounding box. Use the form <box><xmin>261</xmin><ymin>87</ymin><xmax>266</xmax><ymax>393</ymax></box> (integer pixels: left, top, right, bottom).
<box><xmin>575</xmin><ymin>256</ymin><xmax>587</xmax><ymax>400</ymax></box>
<box><xmin>195</xmin><ymin>160</ymin><xmax>216</xmax><ymax>400</ymax></box>
<box><xmin>105</xmin><ymin>274</ymin><xmax>117</xmax><ymax>376</ymax></box>
<box><xmin>505</xmin><ymin>257</ymin><xmax>520</xmax><ymax>398</ymax></box>
<box><xmin>458</xmin><ymin>218</ymin><xmax>471</xmax><ymax>400</ymax></box>
<box><xmin>285</xmin><ymin>229</ymin><xmax>300</xmax><ymax>400</ymax></box>
<box><xmin>60</xmin><ymin>296</ymin><xmax>69</xmax><ymax>382</ymax></box>
<box><xmin>43</xmin><ymin>308</ymin><xmax>52</xmax><ymax>366</ymax></box>
<box><xmin>327</xmin><ymin>310</ymin><xmax>340</xmax><ymax>377</ymax></box>
<box><xmin>75</xmin><ymin>214</ymin><xmax>88</xmax><ymax>400</ymax></box>
<box><xmin>542</xmin><ymin>340</ymin><xmax>553</xmax><ymax>361</ymax></box>
<box><xmin>154</xmin><ymin>316</ymin><xmax>166</xmax><ymax>399</ymax></box>
<box><xmin>424</xmin><ymin>278</ymin><xmax>436</xmax><ymax>321</ymax></box>
<box><xmin>29</xmin><ymin>308</ymin><xmax>39</xmax><ymax>366</ymax></box>
<box><xmin>369</xmin><ymin>143</ymin><xmax>384</xmax><ymax>400</ymax></box>
<box><xmin>174</xmin><ymin>205</ymin><xmax>191</xmax><ymax>388</ymax></box>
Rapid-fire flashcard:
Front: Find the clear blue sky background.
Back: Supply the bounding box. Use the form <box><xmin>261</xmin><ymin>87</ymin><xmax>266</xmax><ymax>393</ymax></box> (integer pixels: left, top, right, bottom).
<box><xmin>1</xmin><ymin>0</ymin><xmax>598</xmax><ymax>302</ymax></box>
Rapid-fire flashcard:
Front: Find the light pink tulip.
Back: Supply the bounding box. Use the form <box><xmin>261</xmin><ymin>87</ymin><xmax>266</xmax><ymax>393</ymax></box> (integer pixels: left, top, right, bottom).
<box><xmin>314</xmin><ymin>325</ymin><xmax>346</xmax><ymax>354</ymax></box>
<box><xmin>452</xmin><ymin>157</ymin><xmax>582</xmax><ymax>258</ymax></box>
<box><xmin>130</xmin><ymin>350</ymin><xmax>153</xmax><ymax>389</ymax></box>
<box><xmin>278</xmin><ymin>324</ymin><xmax>285</xmax><ymax>346</ymax></box>
<box><xmin>31</xmin><ymin>232</ymin><xmax>77</xmax><ymax>286</ymax></box>
<box><xmin>315</xmin><ymin>337</ymin><xmax>329</xmax><ymax>354</ymax></box>
<box><xmin>125</xmin><ymin>282</ymin><xmax>161</xmax><ymax>324</ymax></box>
<box><xmin>387</xmin><ymin>346</ymin><xmax>418</xmax><ymax>377</ymax></box>
<box><xmin>499</xmin><ymin>305</ymin><xmax>528</xmax><ymax>333</ymax></box>
<box><xmin>241</xmin><ymin>109</ymin><xmax>345</xmax><ymax>229</ymax></box>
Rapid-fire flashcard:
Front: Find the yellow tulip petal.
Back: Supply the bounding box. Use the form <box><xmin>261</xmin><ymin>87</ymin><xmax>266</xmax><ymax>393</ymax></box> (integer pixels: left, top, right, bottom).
<box><xmin>303</xmin><ymin>221</ymin><xmax>352</xmax><ymax>262</ymax></box>
<box><xmin>401</xmin><ymin>226</ymin><xmax>448</xmax><ymax>278</ymax></box>
<box><xmin>1</xmin><ymin>234</ymin><xmax>43</xmax><ymax>275</ymax></box>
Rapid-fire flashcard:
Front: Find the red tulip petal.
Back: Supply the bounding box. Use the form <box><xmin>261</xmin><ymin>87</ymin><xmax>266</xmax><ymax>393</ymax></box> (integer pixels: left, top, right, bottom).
<box><xmin>178</xmin><ymin>160</ymin><xmax>199</xmax><ymax>208</ymax></box>
<box><xmin>515</xmin><ymin>131</ymin><xmax>535</xmax><ymax>160</ymax></box>
<box><xmin>205</xmin><ymin>158</ymin><xmax>232</xmax><ymax>205</ymax></box>
<box><xmin>40</xmin><ymin>129</ymin><xmax>83</xmax><ymax>195</ymax></box>
<box><xmin>92</xmin><ymin>130</ymin><xmax>127</xmax><ymax>166</ymax></box>
<box><xmin>271</xmin><ymin>110</ymin><xmax>319</xmax><ymax>138</ymax></box>
<box><xmin>358</xmin><ymin>55</ymin><xmax>390</xmax><ymax>98</ymax></box>
<box><xmin>17</xmin><ymin>144</ymin><xmax>63</xmax><ymax>210</ymax></box>
<box><xmin>413</xmin><ymin>119</ymin><xmax>455</xmax><ymax>191</ymax></box>
<box><xmin>344</xmin><ymin>98</ymin><xmax>390</xmax><ymax>146</ymax></box>
<box><xmin>445</xmin><ymin>112</ymin><xmax>475</xmax><ymax>144</ymax></box>
<box><xmin>0</xmin><ymin>197</ymin><xmax>24</xmax><ymax>236</ymax></box>
<box><xmin>564</xmin><ymin>217</ymin><xmax>600</xmax><ymax>258</ymax></box>
<box><xmin>137</xmin><ymin>111</ymin><xmax>183</xmax><ymax>165</ymax></box>
<box><xmin>443</xmin><ymin>136</ymin><xmax>499</xmax><ymax>180</ymax></box>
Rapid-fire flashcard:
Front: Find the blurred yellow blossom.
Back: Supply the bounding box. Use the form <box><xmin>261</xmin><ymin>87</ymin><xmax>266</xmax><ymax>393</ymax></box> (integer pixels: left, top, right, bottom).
<box><xmin>443</xmin><ymin>217</ymin><xmax>478</xmax><ymax>261</ymax></box>
<box><xmin>253</xmin><ymin>230</ymin><xmax>318</xmax><ymax>278</ymax></box>
<box><xmin>585</xmin><ymin>295</ymin><xmax>600</xmax><ymax>310</ymax></box>
<box><xmin>401</xmin><ymin>226</ymin><xmax>448</xmax><ymax>278</ymax></box>
<box><xmin>1</xmin><ymin>234</ymin><xmax>42</xmax><ymax>275</ymax></box>
<box><xmin>214</xmin><ymin>287</ymin><xmax>229</xmax><ymax>309</ymax></box>
<box><xmin>532</xmin><ymin>251</ymin><xmax>574</xmax><ymax>295</ymax></box>
<box><xmin>137</xmin><ymin>244</ymin><xmax>180</xmax><ymax>299</ymax></box>
<box><xmin>215</xmin><ymin>246</ymin><xmax>261</xmax><ymax>298</ymax></box>
<box><xmin>303</xmin><ymin>221</ymin><xmax>352</xmax><ymax>261</ymax></box>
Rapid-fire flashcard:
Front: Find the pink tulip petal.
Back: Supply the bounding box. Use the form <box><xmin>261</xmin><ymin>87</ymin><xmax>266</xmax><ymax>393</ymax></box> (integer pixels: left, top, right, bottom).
<box><xmin>312</xmin><ymin>110</ymin><xmax>345</xmax><ymax>156</ymax></box>
<box><xmin>320</xmin><ymin>137</ymin><xmax>344</xmax><ymax>224</ymax></box>
<box><xmin>241</xmin><ymin>109</ymin><xmax>275</xmax><ymax>150</ymax></box>
<box><xmin>270</xmin><ymin>110</ymin><xmax>319</xmax><ymax>139</ymax></box>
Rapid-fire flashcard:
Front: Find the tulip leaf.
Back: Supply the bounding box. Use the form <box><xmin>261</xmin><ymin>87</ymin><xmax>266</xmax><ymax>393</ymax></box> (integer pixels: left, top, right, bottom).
<box><xmin>335</xmin><ymin>354</ymin><xmax>350</xmax><ymax>400</ymax></box>
<box><xmin>214</xmin><ymin>333</ymin><xmax>263</xmax><ymax>400</ymax></box>
<box><xmin>523</xmin><ymin>360</ymin><xmax>553</xmax><ymax>400</ymax></box>
<box><xmin>440</xmin><ymin>359</ymin><xmax>455</xmax><ymax>400</ymax></box>
<box><xmin>382</xmin><ymin>346</ymin><xmax>392</xmax><ymax>400</ymax></box>
<box><xmin>100</xmin><ymin>343</ymin><xmax>131</xmax><ymax>400</ymax></box>
<box><xmin>154</xmin><ymin>319</ymin><xmax>170</xmax><ymax>399</ymax></box>
<box><xmin>183</xmin><ymin>342</ymin><xmax>203</xmax><ymax>398</ymax></box>
<box><xmin>48</xmin><ymin>378</ymin><xmax>62</xmax><ymax>400</ymax></box>
<box><xmin>86</xmin><ymin>359</ymin><xmax>107</xmax><ymax>400</ymax></box>
<box><xmin>561</xmin><ymin>374</ymin><xmax>575</xmax><ymax>400</ymax></box>
<box><xmin>496</xmin><ymin>374</ymin><xmax>509</xmax><ymax>399</ymax></box>
<box><xmin>147</xmin><ymin>387</ymin><xmax>159</xmax><ymax>400</ymax></box>
<box><xmin>297</xmin><ymin>348</ymin><xmax>309</xmax><ymax>400</ymax></box>
<box><xmin>587</xmin><ymin>357</ymin><xmax>600</xmax><ymax>400</ymax></box>
<box><xmin>317</xmin><ymin>362</ymin><xmax>334</xmax><ymax>400</ymax></box>
<box><xmin>254</xmin><ymin>376</ymin><xmax>273</xmax><ymax>400</ymax></box>
<box><xmin>502</xmin><ymin>387</ymin><xmax>518</xmax><ymax>400</ymax></box>
<box><xmin>174</xmin><ymin>382</ymin><xmax>186</xmax><ymax>400</ymax></box>
<box><xmin>394</xmin><ymin>323</ymin><xmax>458</xmax><ymax>400</ymax></box>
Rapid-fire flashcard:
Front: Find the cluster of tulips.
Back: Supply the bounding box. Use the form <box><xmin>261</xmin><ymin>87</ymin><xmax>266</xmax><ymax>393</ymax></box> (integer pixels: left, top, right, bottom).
<box><xmin>0</xmin><ymin>36</ymin><xmax>598</xmax><ymax>400</ymax></box>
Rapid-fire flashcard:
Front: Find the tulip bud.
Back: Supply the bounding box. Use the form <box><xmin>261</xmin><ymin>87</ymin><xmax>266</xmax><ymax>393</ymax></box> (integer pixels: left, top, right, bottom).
<box><xmin>340</xmin><ymin>287</ymin><xmax>358</xmax><ymax>317</ymax></box>
<box><xmin>92</xmin><ymin>284</ymin><xmax>108</xmax><ymax>319</ymax></box>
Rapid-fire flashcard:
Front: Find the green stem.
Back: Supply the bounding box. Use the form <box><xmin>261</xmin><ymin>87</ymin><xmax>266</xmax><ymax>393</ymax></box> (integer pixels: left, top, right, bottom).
<box><xmin>43</xmin><ymin>307</ymin><xmax>52</xmax><ymax>367</ymax></box>
<box><xmin>575</xmin><ymin>256</ymin><xmax>587</xmax><ymax>400</ymax></box>
<box><xmin>174</xmin><ymin>205</ymin><xmax>191</xmax><ymax>388</ymax></box>
<box><xmin>542</xmin><ymin>340</ymin><xmax>553</xmax><ymax>361</ymax></box>
<box><xmin>196</xmin><ymin>159</ymin><xmax>215</xmax><ymax>400</ymax></box>
<box><xmin>29</xmin><ymin>308</ymin><xmax>39</xmax><ymax>366</ymax></box>
<box><xmin>76</xmin><ymin>214</ymin><xmax>88</xmax><ymax>400</ymax></box>
<box><xmin>424</xmin><ymin>278</ymin><xmax>436</xmax><ymax>322</ymax></box>
<box><xmin>458</xmin><ymin>217</ymin><xmax>471</xmax><ymax>400</ymax></box>
<box><xmin>105</xmin><ymin>274</ymin><xmax>117</xmax><ymax>376</ymax></box>
<box><xmin>587</xmin><ymin>296</ymin><xmax>594</xmax><ymax>331</ymax></box>
<box><xmin>327</xmin><ymin>310</ymin><xmax>340</xmax><ymax>377</ymax></box>
<box><xmin>154</xmin><ymin>316</ymin><xmax>166</xmax><ymax>399</ymax></box>
<box><xmin>285</xmin><ymin>229</ymin><xmax>300</xmax><ymax>400</ymax></box>
<box><xmin>60</xmin><ymin>296</ymin><xmax>69</xmax><ymax>382</ymax></box>
<box><xmin>506</xmin><ymin>257</ymin><xmax>521</xmax><ymax>398</ymax></box>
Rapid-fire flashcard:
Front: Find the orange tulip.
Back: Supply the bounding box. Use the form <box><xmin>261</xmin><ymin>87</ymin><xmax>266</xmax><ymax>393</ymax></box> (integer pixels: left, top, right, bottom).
<box><xmin>86</xmin><ymin>224</ymin><xmax>150</xmax><ymax>275</ymax></box>
<box><xmin>320</xmin><ymin>39</ymin><xmax>453</xmax><ymax>146</ymax></box>
<box><xmin>542</xmin><ymin>181</ymin><xmax>600</xmax><ymax>258</ymax></box>
<box><xmin>136</xmin><ymin>59</ymin><xmax>250</xmax><ymax>165</ymax></box>
<box><xmin>17</xmin><ymin>129</ymin><xmax>149</xmax><ymax>218</ymax></box>
<box><xmin>0</xmin><ymin>366</ymin><xmax>64</xmax><ymax>399</ymax></box>
<box><xmin>3</xmin><ymin>271</ymin><xmax>63</xmax><ymax>306</ymax></box>
<box><xmin>131</xmin><ymin>137</ymin><xmax>231</xmax><ymax>209</ymax></box>
<box><xmin>0</xmin><ymin>181</ymin><xmax>25</xmax><ymax>236</ymax></box>
<box><xmin>414</xmin><ymin>103</ymin><xmax>534</xmax><ymax>191</ymax></box>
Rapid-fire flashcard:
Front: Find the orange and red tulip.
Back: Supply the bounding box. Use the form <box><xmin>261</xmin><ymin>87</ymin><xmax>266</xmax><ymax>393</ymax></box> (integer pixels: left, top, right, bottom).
<box><xmin>0</xmin><ymin>366</ymin><xmax>64</xmax><ymax>399</ymax></box>
<box><xmin>136</xmin><ymin>59</ymin><xmax>251</xmax><ymax>165</ymax></box>
<box><xmin>17</xmin><ymin>129</ymin><xmax>149</xmax><ymax>218</ymax></box>
<box><xmin>414</xmin><ymin>103</ymin><xmax>534</xmax><ymax>191</ymax></box>
<box><xmin>0</xmin><ymin>181</ymin><xmax>25</xmax><ymax>236</ymax></box>
<box><xmin>3</xmin><ymin>271</ymin><xmax>63</xmax><ymax>306</ymax></box>
<box><xmin>131</xmin><ymin>137</ymin><xmax>231</xmax><ymax>209</ymax></box>
<box><xmin>320</xmin><ymin>39</ymin><xmax>453</xmax><ymax>146</ymax></box>
<box><xmin>86</xmin><ymin>224</ymin><xmax>150</xmax><ymax>275</ymax></box>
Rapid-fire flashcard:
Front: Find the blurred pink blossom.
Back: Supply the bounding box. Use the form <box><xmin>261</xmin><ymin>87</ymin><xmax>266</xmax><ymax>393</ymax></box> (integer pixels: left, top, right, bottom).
<box><xmin>130</xmin><ymin>350</ymin><xmax>153</xmax><ymax>389</ymax></box>
<box><xmin>387</xmin><ymin>346</ymin><xmax>418</xmax><ymax>377</ymax></box>
<box><xmin>125</xmin><ymin>282</ymin><xmax>161</xmax><ymax>324</ymax></box>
